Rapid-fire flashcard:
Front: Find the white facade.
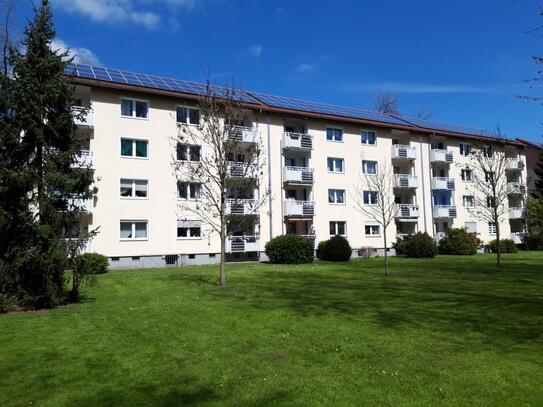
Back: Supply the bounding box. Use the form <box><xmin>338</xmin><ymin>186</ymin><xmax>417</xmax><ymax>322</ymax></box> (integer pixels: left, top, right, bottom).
<box><xmin>70</xmin><ymin>76</ymin><xmax>528</xmax><ymax>267</ymax></box>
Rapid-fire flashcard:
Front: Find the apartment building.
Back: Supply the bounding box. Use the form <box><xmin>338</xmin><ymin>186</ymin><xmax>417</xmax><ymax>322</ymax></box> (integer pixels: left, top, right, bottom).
<box><xmin>66</xmin><ymin>64</ymin><xmax>529</xmax><ymax>268</ymax></box>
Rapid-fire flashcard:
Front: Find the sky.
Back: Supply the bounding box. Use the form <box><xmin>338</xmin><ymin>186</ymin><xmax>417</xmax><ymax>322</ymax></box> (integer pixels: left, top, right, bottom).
<box><xmin>9</xmin><ymin>0</ymin><xmax>543</xmax><ymax>142</ymax></box>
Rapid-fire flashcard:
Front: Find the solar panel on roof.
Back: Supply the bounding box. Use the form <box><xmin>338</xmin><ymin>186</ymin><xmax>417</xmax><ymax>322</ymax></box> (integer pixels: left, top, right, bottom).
<box><xmin>394</xmin><ymin>115</ymin><xmax>496</xmax><ymax>138</ymax></box>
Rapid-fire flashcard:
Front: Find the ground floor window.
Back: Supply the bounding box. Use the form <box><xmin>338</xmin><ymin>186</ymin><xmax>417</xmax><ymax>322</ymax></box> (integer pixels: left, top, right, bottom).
<box><xmin>120</xmin><ymin>220</ymin><xmax>148</xmax><ymax>240</ymax></box>
<box><xmin>177</xmin><ymin>220</ymin><xmax>202</xmax><ymax>239</ymax></box>
<box><xmin>365</xmin><ymin>224</ymin><xmax>380</xmax><ymax>236</ymax></box>
<box><xmin>488</xmin><ymin>222</ymin><xmax>497</xmax><ymax>235</ymax></box>
<box><xmin>329</xmin><ymin>221</ymin><xmax>346</xmax><ymax>236</ymax></box>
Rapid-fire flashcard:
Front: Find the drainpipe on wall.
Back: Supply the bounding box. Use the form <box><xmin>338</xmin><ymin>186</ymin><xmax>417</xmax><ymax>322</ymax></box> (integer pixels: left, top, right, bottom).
<box><xmin>419</xmin><ymin>134</ymin><xmax>428</xmax><ymax>234</ymax></box>
<box><xmin>267</xmin><ymin>113</ymin><xmax>273</xmax><ymax>241</ymax></box>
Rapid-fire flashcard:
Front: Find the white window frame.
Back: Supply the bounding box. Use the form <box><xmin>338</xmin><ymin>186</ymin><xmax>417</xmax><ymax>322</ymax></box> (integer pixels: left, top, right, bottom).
<box><xmin>488</xmin><ymin>222</ymin><xmax>497</xmax><ymax>235</ymax></box>
<box><xmin>177</xmin><ymin>220</ymin><xmax>203</xmax><ymax>240</ymax></box>
<box><xmin>329</xmin><ymin>221</ymin><xmax>347</xmax><ymax>237</ymax></box>
<box><xmin>120</xmin><ymin>138</ymin><xmax>149</xmax><ymax>159</ymax></box>
<box><xmin>462</xmin><ymin>195</ymin><xmax>474</xmax><ymax>208</ymax></box>
<box><xmin>177</xmin><ymin>181</ymin><xmax>201</xmax><ymax>200</ymax></box>
<box><xmin>176</xmin><ymin>105</ymin><xmax>201</xmax><ymax>126</ymax></box>
<box><xmin>120</xmin><ymin>97</ymin><xmax>149</xmax><ymax>120</ymax></box>
<box><xmin>363</xmin><ymin>190</ymin><xmax>378</xmax><ymax>205</ymax></box>
<box><xmin>176</xmin><ymin>143</ymin><xmax>202</xmax><ymax>163</ymax></box>
<box><xmin>327</xmin><ymin>157</ymin><xmax>345</xmax><ymax>173</ymax></box>
<box><xmin>119</xmin><ymin>220</ymin><xmax>149</xmax><ymax>241</ymax></box>
<box><xmin>461</xmin><ymin>168</ymin><xmax>472</xmax><ymax>182</ymax></box>
<box><xmin>360</xmin><ymin>130</ymin><xmax>377</xmax><ymax>146</ymax></box>
<box><xmin>459</xmin><ymin>143</ymin><xmax>471</xmax><ymax>156</ymax></box>
<box><xmin>120</xmin><ymin>178</ymin><xmax>149</xmax><ymax>200</ymax></box>
<box><xmin>328</xmin><ymin>189</ymin><xmax>346</xmax><ymax>205</ymax></box>
<box><xmin>364</xmin><ymin>224</ymin><xmax>380</xmax><ymax>237</ymax></box>
<box><xmin>362</xmin><ymin>160</ymin><xmax>378</xmax><ymax>175</ymax></box>
<box><xmin>326</xmin><ymin>127</ymin><xmax>343</xmax><ymax>142</ymax></box>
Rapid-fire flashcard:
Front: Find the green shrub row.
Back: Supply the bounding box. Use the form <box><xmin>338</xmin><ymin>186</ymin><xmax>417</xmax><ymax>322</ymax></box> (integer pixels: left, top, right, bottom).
<box><xmin>394</xmin><ymin>232</ymin><xmax>437</xmax><ymax>258</ymax></box>
<box><xmin>487</xmin><ymin>239</ymin><xmax>519</xmax><ymax>253</ymax></box>
<box><xmin>317</xmin><ymin>235</ymin><xmax>352</xmax><ymax>262</ymax></box>
<box><xmin>264</xmin><ymin>235</ymin><xmax>314</xmax><ymax>264</ymax></box>
<box><xmin>439</xmin><ymin>228</ymin><xmax>477</xmax><ymax>255</ymax></box>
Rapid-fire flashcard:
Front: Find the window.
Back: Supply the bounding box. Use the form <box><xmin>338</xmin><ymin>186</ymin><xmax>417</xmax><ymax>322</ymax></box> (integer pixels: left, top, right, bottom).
<box><xmin>459</xmin><ymin>143</ymin><xmax>471</xmax><ymax>156</ymax></box>
<box><xmin>176</xmin><ymin>143</ymin><xmax>201</xmax><ymax>162</ymax></box>
<box><xmin>121</xmin><ymin>98</ymin><xmax>148</xmax><ymax>119</ymax></box>
<box><xmin>120</xmin><ymin>179</ymin><xmax>148</xmax><ymax>198</ymax></box>
<box><xmin>361</xmin><ymin>130</ymin><xmax>377</xmax><ymax>145</ymax></box>
<box><xmin>461</xmin><ymin>168</ymin><xmax>472</xmax><ymax>182</ymax></box>
<box><xmin>328</xmin><ymin>189</ymin><xmax>346</xmax><ymax>204</ymax></box>
<box><xmin>121</xmin><ymin>138</ymin><xmax>148</xmax><ymax>158</ymax></box>
<box><xmin>177</xmin><ymin>220</ymin><xmax>202</xmax><ymax>239</ymax></box>
<box><xmin>176</xmin><ymin>106</ymin><xmax>200</xmax><ymax>125</ymax></box>
<box><xmin>486</xmin><ymin>196</ymin><xmax>496</xmax><ymax>208</ymax></box>
<box><xmin>483</xmin><ymin>145</ymin><xmax>493</xmax><ymax>158</ymax></box>
<box><xmin>463</xmin><ymin>195</ymin><xmax>474</xmax><ymax>208</ymax></box>
<box><xmin>362</xmin><ymin>160</ymin><xmax>378</xmax><ymax>174</ymax></box>
<box><xmin>485</xmin><ymin>171</ymin><xmax>495</xmax><ymax>183</ymax></box>
<box><xmin>363</xmin><ymin>191</ymin><xmax>378</xmax><ymax>205</ymax></box>
<box><xmin>326</xmin><ymin>127</ymin><xmax>343</xmax><ymax>142</ymax></box>
<box><xmin>465</xmin><ymin>222</ymin><xmax>477</xmax><ymax>234</ymax></box>
<box><xmin>327</xmin><ymin>157</ymin><xmax>344</xmax><ymax>173</ymax></box>
<box><xmin>120</xmin><ymin>220</ymin><xmax>148</xmax><ymax>240</ymax></box>
<box><xmin>365</xmin><ymin>224</ymin><xmax>380</xmax><ymax>236</ymax></box>
<box><xmin>488</xmin><ymin>222</ymin><xmax>497</xmax><ymax>235</ymax></box>
<box><xmin>177</xmin><ymin>181</ymin><xmax>201</xmax><ymax>199</ymax></box>
<box><xmin>329</xmin><ymin>221</ymin><xmax>346</xmax><ymax>236</ymax></box>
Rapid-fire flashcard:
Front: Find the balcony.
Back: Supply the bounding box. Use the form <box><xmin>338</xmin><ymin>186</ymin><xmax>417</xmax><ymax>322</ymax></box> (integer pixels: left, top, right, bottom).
<box><xmin>283</xmin><ymin>166</ymin><xmax>314</xmax><ymax>185</ymax></box>
<box><xmin>227</xmin><ymin>162</ymin><xmax>259</xmax><ymax>179</ymax></box>
<box><xmin>227</xmin><ymin>126</ymin><xmax>259</xmax><ymax>143</ymax></box>
<box><xmin>505</xmin><ymin>158</ymin><xmax>525</xmax><ymax>171</ymax></box>
<box><xmin>68</xmin><ymin>198</ymin><xmax>93</xmax><ymax>212</ymax></box>
<box><xmin>433</xmin><ymin>205</ymin><xmax>457</xmax><ymax>218</ymax></box>
<box><xmin>393</xmin><ymin>174</ymin><xmax>418</xmax><ymax>189</ymax></box>
<box><xmin>395</xmin><ymin>204</ymin><xmax>420</xmax><ymax>222</ymax></box>
<box><xmin>391</xmin><ymin>144</ymin><xmax>416</xmax><ymax>160</ymax></box>
<box><xmin>283</xmin><ymin>200</ymin><xmax>315</xmax><ymax>217</ymax></box>
<box><xmin>435</xmin><ymin>232</ymin><xmax>447</xmax><ymax>241</ymax></box>
<box><xmin>511</xmin><ymin>232</ymin><xmax>526</xmax><ymax>245</ymax></box>
<box><xmin>509</xmin><ymin>207</ymin><xmax>526</xmax><ymax>219</ymax></box>
<box><xmin>282</xmin><ymin>132</ymin><xmax>313</xmax><ymax>150</ymax></box>
<box><xmin>430</xmin><ymin>149</ymin><xmax>453</xmax><ymax>164</ymax></box>
<box><xmin>72</xmin><ymin>150</ymin><xmax>93</xmax><ymax>168</ymax></box>
<box><xmin>226</xmin><ymin>199</ymin><xmax>258</xmax><ymax>215</ymax></box>
<box><xmin>227</xmin><ymin>235</ymin><xmax>260</xmax><ymax>253</ymax></box>
<box><xmin>72</xmin><ymin>106</ymin><xmax>94</xmax><ymax>128</ymax></box>
<box><xmin>431</xmin><ymin>177</ymin><xmax>455</xmax><ymax>190</ymax></box>
<box><xmin>507</xmin><ymin>182</ymin><xmax>526</xmax><ymax>195</ymax></box>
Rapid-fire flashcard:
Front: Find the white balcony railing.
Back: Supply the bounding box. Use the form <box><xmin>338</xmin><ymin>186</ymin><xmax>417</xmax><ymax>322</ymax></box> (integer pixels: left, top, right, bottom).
<box><xmin>282</xmin><ymin>132</ymin><xmax>313</xmax><ymax>150</ymax></box>
<box><xmin>511</xmin><ymin>232</ymin><xmax>526</xmax><ymax>245</ymax></box>
<box><xmin>227</xmin><ymin>162</ymin><xmax>259</xmax><ymax>179</ymax></box>
<box><xmin>72</xmin><ymin>150</ymin><xmax>93</xmax><ymax>168</ymax></box>
<box><xmin>505</xmin><ymin>158</ymin><xmax>525</xmax><ymax>171</ymax></box>
<box><xmin>227</xmin><ymin>126</ymin><xmax>259</xmax><ymax>143</ymax></box>
<box><xmin>431</xmin><ymin>177</ymin><xmax>455</xmax><ymax>190</ymax></box>
<box><xmin>435</xmin><ymin>232</ymin><xmax>447</xmax><ymax>241</ymax></box>
<box><xmin>391</xmin><ymin>144</ymin><xmax>416</xmax><ymax>160</ymax></box>
<box><xmin>395</xmin><ymin>204</ymin><xmax>420</xmax><ymax>221</ymax></box>
<box><xmin>227</xmin><ymin>235</ymin><xmax>260</xmax><ymax>253</ymax></box>
<box><xmin>283</xmin><ymin>200</ymin><xmax>315</xmax><ymax>217</ymax></box>
<box><xmin>433</xmin><ymin>205</ymin><xmax>457</xmax><ymax>218</ymax></box>
<box><xmin>72</xmin><ymin>106</ymin><xmax>94</xmax><ymax>128</ymax></box>
<box><xmin>226</xmin><ymin>199</ymin><xmax>258</xmax><ymax>215</ymax></box>
<box><xmin>282</xmin><ymin>166</ymin><xmax>314</xmax><ymax>184</ymax></box>
<box><xmin>509</xmin><ymin>207</ymin><xmax>526</xmax><ymax>219</ymax></box>
<box><xmin>68</xmin><ymin>198</ymin><xmax>93</xmax><ymax>212</ymax></box>
<box><xmin>430</xmin><ymin>149</ymin><xmax>453</xmax><ymax>164</ymax></box>
<box><xmin>507</xmin><ymin>182</ymin><xmax>527</xmax><ymax>195</ymax></box>
<box><xmin>393</xmin><ymin>174</ymin><xmax>418</xmax><ymax>189</ymax></box>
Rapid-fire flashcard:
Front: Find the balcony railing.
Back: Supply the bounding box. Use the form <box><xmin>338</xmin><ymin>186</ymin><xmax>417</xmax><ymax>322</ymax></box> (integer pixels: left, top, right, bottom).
<box><xmin>393</xmin><ymin>174</ymin><xmax>418</xmax><ymax>189</ymax></box>
<box><xmin>72</xmin><ymin>150</ymin><xmax>93</xmax><ymax>168</ymax></box>
<box><xmin>72</xmin><ymin>106</ymin><xmax>94</xmax><ymax>128</ymax></box>
<box><xmin>507</xmin><ymin>182</ymin><xmax>527</xmax><ymax>195</ymax></box>
<box><xmin>433</xmin><ymin>205</ymin><xmax>457</xmax><ymax>218</ymax></box>
<box><xmin>505</xmin><ymin>158</ymin><xmax>525</xmax><ymax>171</ymax></box>
<box><xmin>511</xmin><ymin>232</ymin><xmax>526</xmax><ymax>245</ymax></box>
<box><xmin>227</xmin><ymin>126</ymin><xmax>259</xmax><ymax>143</ymax></box>
<box><xmin>509</xmin><ymin>207</ymin><xmax>526</xmax><ymax>219</ymax></box>
<box><xmin>430</xmin><ymin>149</ymin><xmax>453</xmax><ymax>164</ymax></box>
<box><xmin>283</xmin><ymin>200</ymin><xmax>315</xmax><ymax>217</ymax></box>
<box><xmin>391</xmin><ymin>144</ymin><xmax>416</xmax><ymax>160</ymax></box>
<box><xmin>395</xmin><ymin>204</ymin><xmax>419</xmax><ymax>221</ymax></box>
<box><xmin>282</xmin><ymin>132</ymin><xmax>313</xmax><ymax>150</ymax></box>
<box><xmin>431</xmin><ymin>177</ymin><xmax>455</xmax><ymax>190</ymax></box>
<box><xmin>68</xmin><ymin>198</ymin><xmax>93</xmax><ymax>212</ymax></box>
<box><xmin>226</xmin><ymin>199</ymin><xmax>258</xmax><ymax>215</ymax></box>
<box><xmin>282</xmin><ymin>166</ymin><xmax>314</xmax><ymax>184</ymax></box>
<box><xmin>227</xmin><ymin>162</ymin><xmax>259</xmax><ymax>179</ymax></box>
<box><xmin>435</xmin><ymin>232</ymin><xmax>447</xmax><ymax>241</ymax></box>
<box><xmin>227</xmin><ymin>235</ymin><xmax>260</xmax><ymax>253</ymax></box>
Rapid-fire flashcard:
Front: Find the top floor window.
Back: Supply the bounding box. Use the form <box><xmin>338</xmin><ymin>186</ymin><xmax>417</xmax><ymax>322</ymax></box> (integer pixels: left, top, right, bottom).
<box><xmin>326</xmin><ymin>127</ymin><xmax>343</xmax><ymax>142</ymax></box>
<box><xmin>362</xmin><ymin>160</ymin><xmax>378</xmax><ymax>174</ymax></box>
<box><xmin>121</xmin><ymin>98</ymin><xmax>148</xmax><ymax>119</ymax></box>
<box><xmin>483</xmin><ymin>145</ymin><xmax>493</xmax><ymax>158</ymax></box>
<box><xmin>459</xmin><ymin>143</ymin><xmax>471</xmax><ymax>156</ymax></box>
<box><xmin>177</xmin><ymin>143</ymin><xmax>201</xmax><ymax>162</ymax></box>
<box><xmin>361</xmin><ymin>130</ymin><xmax>377</xmax><ymax>145</ymax></box>
<box><xmin>177</xmin><ymin>106</ymin><xmax>200</xmax><ymax>125</ymax></box>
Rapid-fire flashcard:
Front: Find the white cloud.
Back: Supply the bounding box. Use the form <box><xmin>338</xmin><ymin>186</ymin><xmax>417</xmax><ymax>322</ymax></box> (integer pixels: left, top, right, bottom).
<box><xmin>51</xmin><ymin>39</ymin><xmax>102</xmax><ymax>66</ymax></box>
<box><xmin>343</xmin><ymin>81</ymin><xmax>495</xmax><ymax>94</ymax></box>
<box><xmin>297</xmin><ymin>63</ymin><xmax>316</xmax><ymax>73</ymax></box>
<box><xmin>247</xmin><ymin>45</ymin><xmax>263</xmax><ymax>58</ymax></box>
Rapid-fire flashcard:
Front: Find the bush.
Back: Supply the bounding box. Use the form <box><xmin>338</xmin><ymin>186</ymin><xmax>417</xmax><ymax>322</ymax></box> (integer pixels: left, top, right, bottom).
<box><xmin>317</xmin><ymin>235</ymin><xmax>352</xmax><ymax>262</ymax></box>
<box><xmin>487</xmin><ymin>239</ymin><xmax>519</xmax><ymax>253</ymax></box>
<box><xmin>396</xmin><ymin>232</ymin><xmax>438</xmax><ymax>258</ymax></box>
<box><xmin>439</xmin><ymin>228</ymin><xmax>477</xmax><ymax>255</ymax></box>
<box><xmin>265</xmin><ymin>235</ymin><xmax>314</xmax><ymax>264</ymax></box>
<box><xmin>0</xmin><ymin>293</ymin><xmax>16</xmax><ymax>313</ymax></box>
<box><xmin>74</xmin><ymin>253</ymin><xmax>109</xmax><ymax>275</ymax></box>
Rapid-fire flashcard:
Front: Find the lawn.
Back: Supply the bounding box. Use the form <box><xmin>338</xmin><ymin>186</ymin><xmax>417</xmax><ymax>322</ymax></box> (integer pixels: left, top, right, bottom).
<box><xmin>1</xmin><ymin>253</ymin><xmax>543</xmax><ymax>406</ymax></box>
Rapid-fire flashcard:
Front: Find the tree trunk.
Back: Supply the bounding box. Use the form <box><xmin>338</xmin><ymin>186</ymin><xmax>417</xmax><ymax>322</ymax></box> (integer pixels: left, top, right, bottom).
<box><xmin>496</xmin><ymin>221</ymin><xmax>501</xmax><ymax>268</ymax></box>
<box><xmin>383</xmin><ymin>228</ymin><xmax>388</xmax><ymax>277</ymax></box>
<box><xmin>219</xmin><ymin>222</ymin><xmax>227</xmax><ymax>287</ymax></box>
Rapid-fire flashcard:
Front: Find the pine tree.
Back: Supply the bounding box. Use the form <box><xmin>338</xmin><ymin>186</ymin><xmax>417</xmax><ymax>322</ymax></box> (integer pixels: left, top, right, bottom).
<box><xmin>532</xmin><ymin>150</ymin><xmax>543</xmax><ymax>200</ymax></box>
<box><xmin>0</xmin><ymin>0</ymin><xmax>94</xmax><ymax>307</ymax></box>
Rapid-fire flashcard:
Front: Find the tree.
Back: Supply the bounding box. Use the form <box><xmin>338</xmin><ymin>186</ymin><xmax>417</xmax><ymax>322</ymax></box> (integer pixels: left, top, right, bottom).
<box><xmin>352</xmin><ymin>160</ymin><xmax>396</xmax><ymax>275</ymax></box>
<box><xmin>0</xmin><ymin>0</ymin><xmax>95</xmax><ymax>307</ymax></box>
<box><xmin>373</xmin><ymin>91</ymin><xmax>399</xmax><ymax>114</ymax></box>
<box><xmin>532</xmin><ymin>148</ymin><xmax>543</xmax><ymax>200</ymax></box>
<box><xmin>172</xmin><ymin>81</ymin><xmax>266</xmax><ymax>287</ymax></box>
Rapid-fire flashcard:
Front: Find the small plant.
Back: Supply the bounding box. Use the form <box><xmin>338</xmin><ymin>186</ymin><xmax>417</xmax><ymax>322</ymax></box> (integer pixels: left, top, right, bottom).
<box><xmin>265</xmin><ymin>235</ymin><xmax>314</xmax><ymax>264</ymax></box>
<box><xmin>439</xmin><ymin>228</ymin><xmax>477</xmax><ymax>255</ymax></box>
<box><xmin>487</xmin><ymin>239</ymin><xmax>519</xmax><ymax>254</ymax></box>
<box><xmin>396</xmin><ymin>232</ymin><xmax>437</xmax><ymax>258</ymax></box>
<box><xmin>70</xmin><ymin>253</ymin><xmax>109</xmax><ymax>301</ymax></box>
<box><xmin>318</xmin><ymin>235</ymin><xmax>352</xmax><ymax>262</ymax></box>
<box><xmin>0</xmin><ymin>293</ymin><xmax>17</xmax><ymax>313</ymax></box>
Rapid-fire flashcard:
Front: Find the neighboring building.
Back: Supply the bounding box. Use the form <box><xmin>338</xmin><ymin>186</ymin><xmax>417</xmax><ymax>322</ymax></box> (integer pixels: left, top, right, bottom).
<box><xmin>66</xmin><ymin>64</ymin><xmax>529</xmax><ymax>268</ymax></box>
<box><xmin>516</xmin><ymin>138</ymin><xmax>542</xmax><ymax>191</ymax></box>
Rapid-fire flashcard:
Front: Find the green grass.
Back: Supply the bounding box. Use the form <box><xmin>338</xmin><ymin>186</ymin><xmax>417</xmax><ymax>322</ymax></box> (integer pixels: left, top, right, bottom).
<box><xmin>1</xmin><ymin>253</ymin><xmax>543</xmax><ymax>406</ymax></box>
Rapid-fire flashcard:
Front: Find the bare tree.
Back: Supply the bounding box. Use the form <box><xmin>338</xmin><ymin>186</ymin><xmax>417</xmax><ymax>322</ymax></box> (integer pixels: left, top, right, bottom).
<box><xmin>172</xmin><ymin>81</ymin><xmax>266</xmax><ymax>287</ymax></box>
<box><xmin>352</xmin><ymin>160</ymin><xmax>396</xmax><ymax>275</ymax></box>
<box><xmin>373</xmin><ymin>91</ymin><xmax>399</xmax><ymax>115</ymax></box>
<box><xmin>0</xmin><ymin>0</ymin><xmax>16</xmax><ymax>76</ymax></box>
<box><xmin>414</xmin><ymin>107</ymin><xmax>434</xmax><ymax>120</ymax></box>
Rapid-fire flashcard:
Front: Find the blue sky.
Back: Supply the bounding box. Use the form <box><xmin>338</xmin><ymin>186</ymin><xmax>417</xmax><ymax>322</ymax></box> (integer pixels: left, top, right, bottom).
<box><xmin>12</xmin><ymin>0</ymin><xmax>543</xmax><ymax>141</ymax></box>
